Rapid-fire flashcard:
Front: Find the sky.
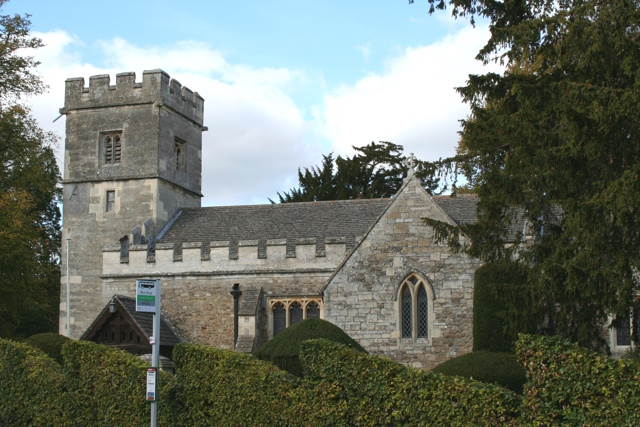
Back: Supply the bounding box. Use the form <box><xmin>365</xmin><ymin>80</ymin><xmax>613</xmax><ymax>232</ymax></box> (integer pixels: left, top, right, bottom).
<box><xmin>5</xmin><ymin>0</ymin><xmax>499</xmax><ymax>206</ymax></box>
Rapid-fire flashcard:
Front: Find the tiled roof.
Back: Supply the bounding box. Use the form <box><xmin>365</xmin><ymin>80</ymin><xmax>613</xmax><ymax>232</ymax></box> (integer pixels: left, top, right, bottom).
<box><xmin>157</xmin><ymin>199</ymin><xmax>392</xmax><ymax>244</ymax></box>
<box><xmin>156</xmin><ymin>195</ymin><xmax>480</xmax><ymax>244</ymax></box>
<box><xmin>433</xmin><ymin>194</ymin><xmax>478</xmax><ymax>225</ymax></box>
<box><xmin>115</xmin><ymin>295</ymin><xmax>184</xmax><ymax>346</ymax></box>
<box><xmin>80</xmin><ymin>295</ymin><xmax>184</xmax><ymax>347</ymax></box>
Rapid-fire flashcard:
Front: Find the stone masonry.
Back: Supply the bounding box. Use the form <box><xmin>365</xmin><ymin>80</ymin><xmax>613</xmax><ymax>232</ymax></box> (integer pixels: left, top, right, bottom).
<box><xmin>324</xmin><ymin>177</ymin><xmax>482</xmax><ymax>369</ymax></box>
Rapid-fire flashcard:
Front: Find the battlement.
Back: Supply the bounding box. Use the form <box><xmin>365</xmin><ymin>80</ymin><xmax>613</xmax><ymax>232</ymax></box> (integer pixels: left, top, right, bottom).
<box><xmin>101</xmin><ymin>235</ymin><xmax>359</xmax><ymax>277</ymax></box>
<box><xmin>63</xmin><ymin>70</ymin><xmax>204</xmax><ymax>125</ymax></box>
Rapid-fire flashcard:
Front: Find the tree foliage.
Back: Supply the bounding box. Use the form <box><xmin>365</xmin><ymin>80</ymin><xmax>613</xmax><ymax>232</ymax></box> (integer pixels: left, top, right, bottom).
<box><xmin>274</xmin><ymin>141</ymin><xmax>452</xmax><ymax>203</ymax></box>
<box><xmin>421</xmin><ymin>0</ymin><xmax>640</xmax><ymax>349</ymax></box>
<box><xmin>0</xmin><ymin>1</ymin><xmax>60</xmax><ymax>338</ymax></box>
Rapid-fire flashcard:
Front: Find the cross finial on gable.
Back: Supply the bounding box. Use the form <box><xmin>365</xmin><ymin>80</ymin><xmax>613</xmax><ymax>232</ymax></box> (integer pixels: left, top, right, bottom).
<box><xmin>403</xmin><ymin>153</ymin><xmax>417</xmax><ymax>179</ymax></box>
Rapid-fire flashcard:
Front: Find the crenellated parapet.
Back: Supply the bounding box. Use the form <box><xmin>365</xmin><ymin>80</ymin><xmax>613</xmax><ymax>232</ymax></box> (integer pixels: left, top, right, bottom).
<box><xmin>102</xmin><ymin>235</ymin><xmax>360</xmax><ymax>277</ymax></box>
<box><xmin>63</xmin><ymin>70</ymin><xmax>204</xmax><ymax>126</ymax></box>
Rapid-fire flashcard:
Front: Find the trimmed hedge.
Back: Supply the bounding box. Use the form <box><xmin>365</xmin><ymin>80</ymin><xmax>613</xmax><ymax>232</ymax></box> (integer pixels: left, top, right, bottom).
<box><xmin>24</xmin><ymin>332</ymin><xmax>71</xmax><ymax>365</ymax></box>
<box><xmin>517</xmin><ymin>334</ymin><xmax>640</xmax><ymax>426</ymax></box>
<box><xmin>0</xmin><ymin>338</ymin><xmax>65</xmax><ymax>426</ymax></box>
<box><xmin>432</xmin><ymin>351</ymin><xmax>527</xmax><ymax>393</ymax></box>
<box><xmin>473</xmin><ymin>260</ymin><xmax>532</xmax><ymax>352</ymax></box>
<box><xmin>172</xmin><ymin>343</ymin><xmax>305</xmax><ymax>426</ymax></box>
<box><xmin>4</xmin><ymin>333</ymin><xmax>639</xmax><ymax>426</ymax></box>
<box><xmin>299</xmin><ymin>339</ymin><xmax>521</xmax><ymax>426</ymax></box>
<box><xmin>62</xmin><ymin>340</ymin><xmax>175</xmax><ymax>427</ymax></box>
<box><xmin>254</xmin><ymin>317</ymin><xmax>366</xmax><ymax>376</ymax></box>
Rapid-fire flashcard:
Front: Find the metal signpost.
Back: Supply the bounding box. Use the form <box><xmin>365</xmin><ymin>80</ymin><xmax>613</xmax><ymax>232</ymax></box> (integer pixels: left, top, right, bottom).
<box><xmin>136</xmin><ymin>279</ymin><xmax>161</xmax><ymax>427</ymax></box>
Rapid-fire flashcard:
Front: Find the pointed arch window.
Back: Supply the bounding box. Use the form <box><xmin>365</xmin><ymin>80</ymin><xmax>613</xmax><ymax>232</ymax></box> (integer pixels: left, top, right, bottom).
<box><xmin>307</xmin><ymin>301</ymin><xmax>320</xmax><ymax>319</ymax></box>
<box><xmin>398</xmin><ymin>274</ymin><xmax>434</xmax><ymax>342</ymax></box>
<box><xmin>417</xmin><ymin>285</ymin><xmax>429</xmax><ymax>338</ymax></box>
<box><xmin>273</xmin><ymin>302</ymin><xmax>286</xmax><ymax>337</ymax></box>
<box><xmin>401</xmin><ymin>286</ymin><xmax>412</xmax><ymax>338</ymax></box>
<box><xmin>290</xmin><ymin>302</ymin><xmax>303</xmax><ymax>326</ymax></box>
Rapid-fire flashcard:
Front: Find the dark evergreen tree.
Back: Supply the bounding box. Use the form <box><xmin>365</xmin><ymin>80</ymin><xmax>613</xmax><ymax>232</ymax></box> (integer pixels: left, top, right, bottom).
<box><xmin>420</xmin><ymin>0</ymin><xmax>640</xmax><ymax>349</ymax></box>
<box><xmin>274</xmin><ymin>141</ymin><xmax>451</xmax><ymax>203</ymax></box>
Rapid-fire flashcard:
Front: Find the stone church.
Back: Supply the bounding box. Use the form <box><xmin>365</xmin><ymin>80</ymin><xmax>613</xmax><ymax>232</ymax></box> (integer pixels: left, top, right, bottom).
<box><xmin>59</xmin><ymin>70</ymin><xmax>483</xmax><ymax>369</ymax></box>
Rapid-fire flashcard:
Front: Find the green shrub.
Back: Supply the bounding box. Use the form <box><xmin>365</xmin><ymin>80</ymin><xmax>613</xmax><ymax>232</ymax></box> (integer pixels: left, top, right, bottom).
<box><xmin>254</xmin><ymin>317</ymin><xmax>366</xmax><ymax>376</ymax></box>
<box><xmin>24</xmin><ymin>332</ymin><xmax>71</xmax><ymax>365</ymax></box>
<box><xmin>62</xmin><ymin>340</ymin><xmax>173</xmax><ymax>427</ymax></box>
<box><xmin>299</xmin><ymin>339</ymin><xmax>520</xmax><ymax>426</ymax></box>
<box><xmin>517</xmin><ymin>334</ymin><xmax>640</xmax><ymax>426</ymax></box>
<box><xmin>473</xmin><ymin>260</ymin><xmax>533</xmax><ymax>352</ymax></box>
<box><xmin>172</xmin><ymin>343</ymin><xmax>306</xmax><ymax>426</ymax></box>
<box><xmin>0</xmin><ymin>338</ymin><xmax>65</xmax><ymax>426</ymax></box>
<box><xmin>432</xmin><ymin>351</ymin><xmax>527</xmax><ymax>393</ymax></box>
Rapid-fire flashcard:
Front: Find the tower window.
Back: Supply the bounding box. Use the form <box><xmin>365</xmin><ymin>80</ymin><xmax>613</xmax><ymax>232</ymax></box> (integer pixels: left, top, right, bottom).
<box><xmin>175</xmin><ymin>138</ymin><xmax>186</xmax><ymax>172</ymax></box>
<box><xmin>102</xmin><ymin>132</ymin><xmax>122</xmax><ymax>164</ymax></box>
<box><xmin>106</xmin><ymin>190</ymin><xmax>115</xmax><ymax>212</ymax></box>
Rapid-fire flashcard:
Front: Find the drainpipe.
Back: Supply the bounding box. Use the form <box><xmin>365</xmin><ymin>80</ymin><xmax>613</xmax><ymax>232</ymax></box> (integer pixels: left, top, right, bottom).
<box><xmin>230</xmin><ymin>283</ymin><xmax>242</xmax><ymax>348</ymax></box>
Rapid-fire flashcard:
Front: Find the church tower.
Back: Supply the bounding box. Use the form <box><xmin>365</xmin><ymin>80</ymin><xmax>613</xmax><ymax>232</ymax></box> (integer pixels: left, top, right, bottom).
<box><xmin>59</xmin><ymin>70</ymin><xmax>205</xmax><ymax>338</ymax></box>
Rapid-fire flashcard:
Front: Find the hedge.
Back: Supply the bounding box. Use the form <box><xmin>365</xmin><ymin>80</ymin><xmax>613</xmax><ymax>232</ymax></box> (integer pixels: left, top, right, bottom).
<box><xmin>172</xmin><ymin>343</ymin><xmax>306</xmax><ymax>426</ymax></box>
<box><xmin>517</xmin><ymin>334</ymin><xmax>640</xmax><ymax>426</ymax></box>
<box><xmin>432</xmin><ymin>350</ymin><xmax>527</xmax><ymax>394</ymax></box>
<box><xmin>0</xmin><ymin>338</ymin><xmax>65</xmax><ymax>426</ymax></box>
<box><xmin>299</xmin><ymin>339</ymin><xmax>521</xmax><ymax>426</ymax></box>
<box><xmin>62</xmin><ymin>340</ymin><xmax>176</xmax><ymax>427</ymax></box>
<box><xmin>24</xmin><ymin>332</ymin><xmax>71</xmax><ymax>365</ymax></box>
<box><xmin>254</xmin><ymin>317</ymin><xmax>366</xmax><ymax>376</ymax></box>
<box><xmin>4</xmin><ymin>334</ymin><xmax>640</xmax><ymax>426</ymax></box>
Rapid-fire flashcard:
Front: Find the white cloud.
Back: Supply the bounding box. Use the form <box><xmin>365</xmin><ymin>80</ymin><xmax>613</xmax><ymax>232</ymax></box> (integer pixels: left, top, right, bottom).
<box><xmin>27</xmin><ymin>31</ymin><xmax>320</xmax><ymax>206</ymax></box>
<box><xmin>24</xmin><ymin>25</ymin><xmax>500</xmax><ymax>207</ymax></box>
<box><xmin>318</xmin><ymin>25</ymin><xmax>500</xmax><ymax>163</ymax></box>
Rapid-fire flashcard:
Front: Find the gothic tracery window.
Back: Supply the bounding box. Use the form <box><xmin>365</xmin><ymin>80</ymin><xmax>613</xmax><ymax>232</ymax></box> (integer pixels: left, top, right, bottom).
<box><xmin>307</xmin><ymin>301</ymin><xmax>320</xmax><ymax>319</ymax></box>
<box><xmin>289</xmin><ymin>302</ymin><xmax>303</xmax><ymax>326</ymax></box>
<box><xmin>269</xmin><ymin>298</ymin><xmax>323</xmax><ymax>338</ymax></box>
<box><xmin>399</xmin><ymin>274</ymin><xmax>433</xmax><ymax>342</ymax></box>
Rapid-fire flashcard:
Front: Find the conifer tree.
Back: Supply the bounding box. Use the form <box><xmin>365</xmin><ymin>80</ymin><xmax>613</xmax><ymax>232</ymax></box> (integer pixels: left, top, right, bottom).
<box><xmin>421</xmin><ymin>0</ymin><xmax>640</xmax><ymax>349</ymax></box>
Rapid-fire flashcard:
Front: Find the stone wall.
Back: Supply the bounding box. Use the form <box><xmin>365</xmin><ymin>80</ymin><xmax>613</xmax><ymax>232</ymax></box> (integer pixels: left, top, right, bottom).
<box><xmin>324</xmin><ymin>177</ymin><xmax>481</xmax><ymax>369</ymax></box>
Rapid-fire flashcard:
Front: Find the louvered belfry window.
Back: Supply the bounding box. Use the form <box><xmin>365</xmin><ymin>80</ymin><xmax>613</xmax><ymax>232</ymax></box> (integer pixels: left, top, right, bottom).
<box><xmin>103</xmin><ymin>133</ymin><xmax>122</xmax><ymax>164</ymax></box>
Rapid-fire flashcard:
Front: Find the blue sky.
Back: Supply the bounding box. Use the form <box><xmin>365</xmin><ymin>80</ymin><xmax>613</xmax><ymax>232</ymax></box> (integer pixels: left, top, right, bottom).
<box><xmin>6</xmin><ymin>0</ymin><xmax>498</xmax><ymax>206</ymax></box>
